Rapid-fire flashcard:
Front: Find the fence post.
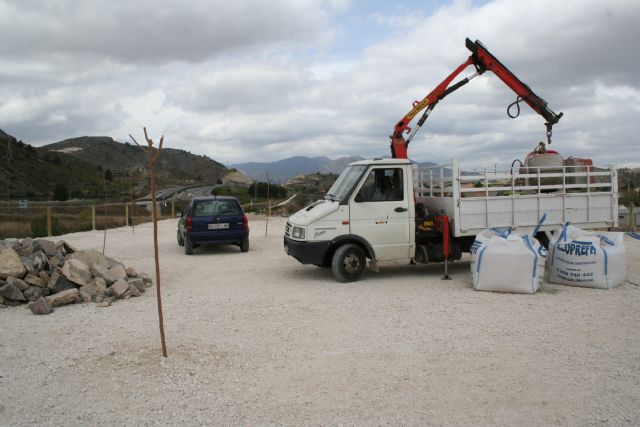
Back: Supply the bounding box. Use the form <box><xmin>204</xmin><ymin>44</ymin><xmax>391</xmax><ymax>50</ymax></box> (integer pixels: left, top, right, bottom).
<box><xmin>125</xmin><ymin>204</ymin><xmax>129</xmax><ymax>226</ymax></box>
<box><xmin>91</xmin><ymin>205</ymin><xmax>96</xmax><ymax>230</ymax></box>
<box><xmin>46</xmin><ymin>207</ymin><xmax>52</xmax><ymax>237</ymax></box>
<box><xmin>171</xmin><ymin>200</ymin><xmax>175</xmax><ymax>218</ymax></box>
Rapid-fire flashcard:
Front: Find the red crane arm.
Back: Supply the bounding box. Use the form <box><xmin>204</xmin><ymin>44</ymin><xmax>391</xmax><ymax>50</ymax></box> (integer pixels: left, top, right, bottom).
<box><xmin>466</xmin><ymin>38</ymin><xmax>562</xmax><ymax>130</ymax></box>
<box><xmin>390</xmin><ymin>56</ymin><xmax>476</xmax><ymax>159</ymax></box>
<box><xmin>390</xmin><ymin>38</ymin><xmax>563</xmax><ymax>159</ymax></box>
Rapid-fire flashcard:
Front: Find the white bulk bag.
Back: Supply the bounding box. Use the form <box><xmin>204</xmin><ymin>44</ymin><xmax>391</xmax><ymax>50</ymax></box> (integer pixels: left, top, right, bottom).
<box><xmin>548</xmin><ymin>224</ymin><xmax>626</xmax><ymax>289</ymax></box>
<box><xmin>471</xmin><ymin>231</ymin><xmax>546</xmax><ymax>294</ymax></box>
<box><xmin>470</xmin><ymin>228</ymin><xmax>510</xmax><ymax>274</ymax></box>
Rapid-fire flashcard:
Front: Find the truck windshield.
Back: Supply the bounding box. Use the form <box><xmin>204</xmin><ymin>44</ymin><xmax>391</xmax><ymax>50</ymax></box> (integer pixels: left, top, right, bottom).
<box><xmin>325</xmin><ymin>165</ymin><xmax>367</xmax><ymax>203</ymax></box>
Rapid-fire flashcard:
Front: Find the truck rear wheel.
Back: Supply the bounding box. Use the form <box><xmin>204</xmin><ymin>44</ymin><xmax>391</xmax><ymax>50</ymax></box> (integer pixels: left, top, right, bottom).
<box><xmin>331</xmin><ymin>243</ymin><xmax>366</xmax><ymax>283</ymax></box>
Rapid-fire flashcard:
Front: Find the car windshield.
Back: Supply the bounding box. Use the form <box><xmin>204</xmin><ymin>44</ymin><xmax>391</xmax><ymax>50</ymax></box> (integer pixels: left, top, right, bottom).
<box><xmin>326</xmin><ymin>165</ymin><xmax>367</xmax><ymax>202</ymax></box>
<box><xmin>193</xmin><ymin>200</ymin><xmax>241</xmax><ymax>217</ymax></box>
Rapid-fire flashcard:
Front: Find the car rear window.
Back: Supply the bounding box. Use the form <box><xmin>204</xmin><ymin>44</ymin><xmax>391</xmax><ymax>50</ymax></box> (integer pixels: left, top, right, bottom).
<box><xmin>193</xmin><ymin>200</ymin><xmax>241</xmax><ymax>217</ymax></box>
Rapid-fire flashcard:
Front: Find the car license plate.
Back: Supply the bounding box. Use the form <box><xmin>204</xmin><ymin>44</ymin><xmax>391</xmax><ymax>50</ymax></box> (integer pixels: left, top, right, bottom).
<box><xmin>208</xmin><ymin>223</ymin><xmax>229</xmax><ymax>230</ymax></box>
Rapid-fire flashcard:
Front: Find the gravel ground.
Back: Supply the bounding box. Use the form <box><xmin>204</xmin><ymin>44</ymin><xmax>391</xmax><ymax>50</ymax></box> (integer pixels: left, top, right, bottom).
<box><xmin>1</xmin><ymin>217</ymin><xmax>639</xmax><ymax>426</ymax></box>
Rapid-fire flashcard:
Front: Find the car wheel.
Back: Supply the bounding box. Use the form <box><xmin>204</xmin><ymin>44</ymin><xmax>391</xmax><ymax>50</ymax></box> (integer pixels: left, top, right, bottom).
<box><xmin>185</xmin><ymin>238</ymin><xmax>194</xmax><ymax>255</ymax></box>
<box><xmin>240</xmin><ymin>238</ymin><xmax>249</xmax><ymax>253</ymax></box>
<box><xmin>177</xmin><ymin>230</ymin><xmax>184</xmax><ymax>247</ymax></box>
<box><xmin>331</xmin><ymin>243</ymin><xmax>366</xmax><ymax>283</ymax></box>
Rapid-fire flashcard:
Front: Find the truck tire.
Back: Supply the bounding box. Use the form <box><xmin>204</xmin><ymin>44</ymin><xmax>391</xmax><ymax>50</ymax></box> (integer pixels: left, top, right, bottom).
<box><xmin>185</xmin><ymin>238</ymin><xmax>194</xmax><ymax>255</ymax></box>
<box><xmin>331</xmin><ymin>243</ymin><xmax>366</xmax><ymax>283</ymax></box>
<box><xmin>240</xmin><ymin>238</ymin><xmax>249</xmax><ymax>253</ymax></box>
<box><xmin>177</xmin><ymin>230</ymin><xmax>184</xmax><ymax>247</ymax></box>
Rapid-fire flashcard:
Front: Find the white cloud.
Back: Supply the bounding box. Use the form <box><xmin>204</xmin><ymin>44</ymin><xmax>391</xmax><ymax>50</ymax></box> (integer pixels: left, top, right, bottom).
<box><xmin>0</xmin><ymin>0</ymin><xmax>332</xmax><ymax>64</ymax></box>
<box><xmin>0</xmin><ymin>0</ymin><xmax>638</xmax><ymax>169</ymax></box>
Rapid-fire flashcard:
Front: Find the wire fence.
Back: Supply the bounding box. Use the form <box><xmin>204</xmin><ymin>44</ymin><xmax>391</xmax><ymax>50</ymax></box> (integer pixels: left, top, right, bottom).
<box><xmin>0</xmin><ymin>201</ymin><xmax>182</xmax><ymax>239</ymax></box>
<box><xmin>0</xmin><ymin>198</ymin><xmax>297</xmax><ymax>239</ymax></box>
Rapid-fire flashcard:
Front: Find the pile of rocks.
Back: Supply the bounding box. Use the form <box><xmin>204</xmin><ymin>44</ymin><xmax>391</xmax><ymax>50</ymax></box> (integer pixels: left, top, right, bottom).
<box><xmin>0</xmin><ymin>238</ymin><xmax>153</xmax><ymax>315</ymax></box>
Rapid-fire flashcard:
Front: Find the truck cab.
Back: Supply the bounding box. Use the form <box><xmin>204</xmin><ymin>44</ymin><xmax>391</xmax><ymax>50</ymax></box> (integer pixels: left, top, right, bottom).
<box><xmin>284</xmin><ymin>159</ymin><xmax>416</xmax><ymax>282</ymax></box>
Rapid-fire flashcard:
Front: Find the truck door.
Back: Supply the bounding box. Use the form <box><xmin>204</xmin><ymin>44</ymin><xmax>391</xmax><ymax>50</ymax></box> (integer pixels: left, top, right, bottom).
<box><xmin>349</xmin><ymin>166</ymin><xmax>411</xmax><ymax>260</ymax></box>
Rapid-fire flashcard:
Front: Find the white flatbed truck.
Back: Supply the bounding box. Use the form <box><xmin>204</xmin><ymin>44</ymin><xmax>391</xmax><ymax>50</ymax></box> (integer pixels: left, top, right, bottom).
<box><xmin>283</xmin><ymin>158</ymin><xmax>618</xmax><ymax>282</ymax></box>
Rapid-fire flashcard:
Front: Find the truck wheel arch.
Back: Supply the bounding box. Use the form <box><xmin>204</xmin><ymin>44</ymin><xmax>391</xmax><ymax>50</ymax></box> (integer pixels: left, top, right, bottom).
<box><xmin>323</xmin><ymin>235</ymin><xmax>376</xmax><ymax>267</ymax></box>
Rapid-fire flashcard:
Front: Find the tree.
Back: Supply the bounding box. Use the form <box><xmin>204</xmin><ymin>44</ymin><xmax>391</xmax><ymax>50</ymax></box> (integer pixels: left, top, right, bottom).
<box><xmin>52</xmin><ymin>183</ymin><xmax>69</xmax><ymax>201</ymax></box>
<box><xmin>248</xmin><ymin>181</ymin><xmax>287</xmax><ymax>199</ymax></box>
<box><xmin>619</xmin><ymin>167</ymin><xmax>640</xmax><ymax>207</ymax></box>
<box><xmin>104</xmin><ymin>169</ymin><xmax>114</xmax><ymax>181</ymax></box>
<box><xmin>620</xmin><ymin>189</ymin><xmax>640</xmax><ymax>208</ymax></box>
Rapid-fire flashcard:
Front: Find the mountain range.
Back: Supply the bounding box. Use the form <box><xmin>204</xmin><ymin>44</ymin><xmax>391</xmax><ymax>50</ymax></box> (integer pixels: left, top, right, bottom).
<box><xmin>232</xmin><ymin>155</ymin><xmax>366</xmax><ymax>183</ymax></box>
<box><xmin>1</xmin><ymin>128</ymin><xmax>445</xmax><ymax>200</ymax></box>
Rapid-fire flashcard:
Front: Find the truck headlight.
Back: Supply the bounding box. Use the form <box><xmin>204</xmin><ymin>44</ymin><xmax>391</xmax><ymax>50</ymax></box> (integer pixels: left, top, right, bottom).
<box><xmin>291</xmin><ymin>226</ymin><xmax>305</xmax><ymax>239</ymax></box>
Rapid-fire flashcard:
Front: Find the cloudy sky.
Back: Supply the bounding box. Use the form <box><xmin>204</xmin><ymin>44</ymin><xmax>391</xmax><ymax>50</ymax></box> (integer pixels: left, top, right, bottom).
<box><xmin>1</xmin><ymin>0</ymin><xmax>638</xmax><ymax>168</ymax></box>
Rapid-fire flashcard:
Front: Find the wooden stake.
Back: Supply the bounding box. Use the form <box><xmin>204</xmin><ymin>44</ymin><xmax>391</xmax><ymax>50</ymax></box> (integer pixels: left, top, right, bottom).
<box><xmin>265</xmin><ymin>174</ymin><xmax>271</xmax><ymax>237</ymax></box>
<box><xmin>130</xmin><ymin>129</ymin><xmax>168</xmax><ymax>358</ymax></box>
<box><xmin>46</xmin><ymin>207</ymin><xmax>52</xmax><ymax>237</ymax></box>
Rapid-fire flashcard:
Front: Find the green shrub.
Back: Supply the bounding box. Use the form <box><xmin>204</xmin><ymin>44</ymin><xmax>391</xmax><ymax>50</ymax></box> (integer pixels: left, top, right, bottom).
<box><xmin>30</xmin><ymin>215</ymin><xmax>67</xmax><ymax>238</ymax></box>
<box><xmin>78</xmin><ymin>208</ymin><xmax>93</xmax><ymax>231</ymax></box>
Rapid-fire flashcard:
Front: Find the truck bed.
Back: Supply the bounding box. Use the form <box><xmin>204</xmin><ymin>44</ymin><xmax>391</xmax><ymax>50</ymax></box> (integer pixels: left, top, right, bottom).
<box><xmin>415</xmin><ymin>160</ymin><xmax>618</xmax><ymax>237</ymax></box>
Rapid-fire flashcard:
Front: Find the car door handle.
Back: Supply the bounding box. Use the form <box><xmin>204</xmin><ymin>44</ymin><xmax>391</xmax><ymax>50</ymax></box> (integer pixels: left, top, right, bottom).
<box><xmin>394</xmin><ymin>207</ymin><xmax>408</xmax><ymax>212</ymax></box>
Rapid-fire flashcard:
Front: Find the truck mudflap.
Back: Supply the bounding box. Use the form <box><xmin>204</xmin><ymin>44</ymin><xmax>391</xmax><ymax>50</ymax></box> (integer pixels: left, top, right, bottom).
<box><xmin>284</xmin><ymin>236</ymin><xmax>331</xmax><ymax>265</ymax></box>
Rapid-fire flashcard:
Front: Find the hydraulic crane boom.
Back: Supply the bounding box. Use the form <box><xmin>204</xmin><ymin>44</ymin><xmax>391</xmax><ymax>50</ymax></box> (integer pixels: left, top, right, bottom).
<box><xmin>390</xmin><ymin>38</ymin><xmax>563</xmax><ymax>159</ymax></box>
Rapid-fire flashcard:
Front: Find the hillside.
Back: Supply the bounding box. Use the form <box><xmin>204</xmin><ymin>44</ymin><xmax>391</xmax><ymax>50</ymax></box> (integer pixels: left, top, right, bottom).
<box><xmin>44</xmin><ymin>136</ymin><xmax>229</xmax><ymax>185</ymax></box>
<box><xmin>0</xmin><ymin>130</ymin><xmax>107</xmax><ymax>199</ymax></box>
<box><xmin>0</xmin><ymin>130</ymin><xmax>252</xmax><ymax>200</ymax></box>
<box><xmin>45</xmin><ymin>136</ymin><xmax>146</xmax><ymax>170</ymax></box>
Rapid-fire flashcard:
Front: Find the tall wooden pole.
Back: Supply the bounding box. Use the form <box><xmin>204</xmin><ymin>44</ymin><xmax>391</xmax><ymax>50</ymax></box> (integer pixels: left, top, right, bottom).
<box><xmin>130</xmin><ymin>129</ymin><xmax>168</xmax><ymax>358</ymax></box>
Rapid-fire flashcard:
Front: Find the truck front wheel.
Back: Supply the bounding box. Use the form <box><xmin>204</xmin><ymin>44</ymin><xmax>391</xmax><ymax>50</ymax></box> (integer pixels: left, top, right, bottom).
<box><xmin>331</xmin><ymin>243</ymin><xmax>366</xmax><ymax>283</ymax></box>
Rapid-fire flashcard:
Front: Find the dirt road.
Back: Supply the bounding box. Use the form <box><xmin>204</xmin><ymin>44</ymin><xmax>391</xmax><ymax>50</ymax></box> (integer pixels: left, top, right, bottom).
<box><xmin>1</xmin><ymin>217</ymin><xmax>639</xmax><ymax>425</ymax></box>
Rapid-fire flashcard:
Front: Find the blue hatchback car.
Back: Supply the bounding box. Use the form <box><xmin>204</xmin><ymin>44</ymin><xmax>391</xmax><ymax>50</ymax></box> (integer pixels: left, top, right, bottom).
<box><xmin>177</xmin><ymin>196</ymin><xmax>249</xmax><ymax>255</ymax></box>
